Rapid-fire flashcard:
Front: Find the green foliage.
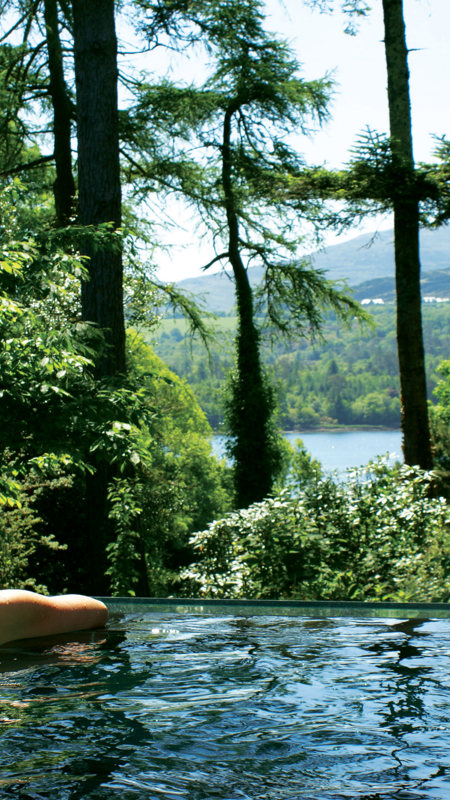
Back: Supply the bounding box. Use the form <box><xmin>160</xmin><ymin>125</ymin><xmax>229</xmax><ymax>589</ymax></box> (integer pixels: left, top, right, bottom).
<box><xmin>0</xmin><ymin>188</ymin><xmax>108</xmax><ymax>586</ymax></box>
<box><xmin>180</xmin><ymin>458</ymin><xmax>450</xmax><ymax>602</ymax></box>
<box><xmin>0</xmin><ymin>220</ymin><xmax>103</xmax><ymax>471</ymax></box>
<box><xmin>106</xmin><ymin>477</ymin><xmax>144</xmax><ymax>596</ymax></box>
<box><xmin>284</xmin><ymin>438</ymin><xmax>324</xmax><ymax>490</ymax></box>
<box><xmin>126</xmin><ymin>1</ymin><xmax>361</xmax><ymax>339</ymax></box>
<box><xmin>0</xmin><ymin>471</ymin><xmax>68</xmax><ymax>594</ymax></box>
<box><xmin>0</xmin><ymin>178</ymin><xmax>232</xmax><ymax>594</ymax></box>
<box><xmin>430</xmin><ymin>359</ymin><xmax>450</xmax><ymax>497</ymax></box>
<box><xmin>432</xmin><ymin>359</ymin><xmax>450</xmax><ymax>421</ymax></box>
<box><xmin>2</xmin><ymin>0</ymin><xmax>448</xmax><ymax>597</ymax></box>
<box><xmin>124</xmin><ymin>0</ymin><xmax>366</xmax><ymax>508</ymax></box>
<box><xmin>150</xmin><ymin>302</ymin><xmax>449</xmax><ymax>431</ymax></box>
<box><xmin>103</xmin><ymin>332</ymin><xmax>233</xmax><ymax>596</ymax></box>
<box><xmin>224</xmin><ymin>361</ymin><xmax>286</xmax><ymax>505</ymax></box>
<box><xmin>258</xmin><ymin>260</ymin><xmax>367</xmax><ymax>337</ymax></box>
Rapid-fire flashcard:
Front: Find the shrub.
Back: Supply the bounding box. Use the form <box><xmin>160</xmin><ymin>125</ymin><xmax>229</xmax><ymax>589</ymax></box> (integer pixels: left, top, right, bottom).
<box><xmin>104</xmin><ymin>334</ymin><xmax>233</xmax><ymax>596</ymax></box>
<box><xmin>179</xmin><ymin>459</ymin><xmax>450</xmax><ymax>602</ymax></box>
<box><xmin>431</xmin><ymin>359</ymin><xmax>450</xmax><ymax>498</ymax></box>
<box><xmin>0</xmin><ymin>472</ymin><xmax>66</xmax><ymax>593</ymax></box>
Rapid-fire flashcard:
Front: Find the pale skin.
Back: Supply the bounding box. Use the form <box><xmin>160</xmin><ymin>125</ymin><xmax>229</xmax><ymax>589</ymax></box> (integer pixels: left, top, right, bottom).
<box><xmin>0</xmin><ymin>590</ymin><xmax>108</xmax><ymax>646</ymax></box>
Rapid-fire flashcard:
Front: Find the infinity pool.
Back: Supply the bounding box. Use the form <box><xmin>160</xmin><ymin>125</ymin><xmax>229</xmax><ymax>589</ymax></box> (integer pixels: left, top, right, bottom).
<box><xmin>0</xmin><ymin>600</ymin><xmax>449</xmax><ymax>799</ymax></box>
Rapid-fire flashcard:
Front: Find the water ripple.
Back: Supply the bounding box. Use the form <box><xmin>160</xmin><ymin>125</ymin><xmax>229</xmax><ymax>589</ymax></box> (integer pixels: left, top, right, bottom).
<box><xmin>0</xmin><ymin>614</ymin><xmax>449</xmax><ymax>798</ymax></box>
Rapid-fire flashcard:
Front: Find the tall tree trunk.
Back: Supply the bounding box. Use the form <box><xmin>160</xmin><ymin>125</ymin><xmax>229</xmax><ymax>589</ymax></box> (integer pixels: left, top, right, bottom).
<box><xmin>72</xmin><ymin>0</ymin><xmax>125</xmax><ymax>591</ymax></box>
<box><xmin>72</xmin><ymin>0</ymin><xmax>126</xmax><ymax>378</ymax></box>
<box><xmin>222</xmin><ymin>106</ymin><xmax>279</xmax><ymax>507</ymax></box>
<box><xmin>382</xmin><ymin>0</ymin><xmax>433</xmax><ymax>469</ymax></box>
<box><xmin>44</xmin><ymin>0</ymin><xmax>75</xmax><ymax>225</ymax></box>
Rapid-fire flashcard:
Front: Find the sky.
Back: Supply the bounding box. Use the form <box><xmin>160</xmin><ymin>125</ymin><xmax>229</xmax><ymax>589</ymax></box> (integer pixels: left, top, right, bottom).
<box><xmin>133</xmin><ymin>0</ymin><xmax>450</xmax><ymax>281</ymax></box>
<box><xmin>270</xmin><ymin>0</ymin><xmax>448</xmax><ymax>167</ymax></box>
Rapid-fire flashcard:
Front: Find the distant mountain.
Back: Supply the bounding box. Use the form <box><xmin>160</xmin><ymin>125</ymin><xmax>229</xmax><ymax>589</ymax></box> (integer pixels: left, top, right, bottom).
<box><xmin>353</xmin><ymin>269</ymin><xmax>450</xmax><ymax>303</ymax></box>
<box><xmin>177</xmin><ymin>226</ymin><xmax>450</xmax><ymax>313</ymax></box>
<box><xmin>309</xmin><ymin>226</ymin><xmax>450</xmax><ymax>284</ymax></box>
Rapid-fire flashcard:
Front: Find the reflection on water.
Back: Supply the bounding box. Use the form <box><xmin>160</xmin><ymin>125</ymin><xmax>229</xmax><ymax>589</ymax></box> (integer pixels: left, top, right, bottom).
<box><xmin>0</xmin><ymin>613</ymin><xmax>449</xmax><ymax>798</ymax></box>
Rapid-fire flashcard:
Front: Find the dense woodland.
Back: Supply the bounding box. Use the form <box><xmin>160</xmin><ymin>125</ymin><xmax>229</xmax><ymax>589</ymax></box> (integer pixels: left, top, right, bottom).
<box><xmin>151</xmin><ymin>302</ymin><xmax>450</xmax><ymax>430</ymax></box>
<box><xmin>0</xmin><ymin>0</ymin><xmax>449</xmax><ymax>600</ymax></box>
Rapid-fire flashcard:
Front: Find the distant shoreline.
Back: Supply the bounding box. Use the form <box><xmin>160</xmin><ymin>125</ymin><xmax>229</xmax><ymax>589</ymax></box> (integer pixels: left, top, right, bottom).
<box><xmin>213</xmin><ymin>426</ymin><xmax>401</xmax><ymax>436</ymax></box>
<box><xmin>283</xmin><ymin>426</ymin><xmax>401</xmax><ymax>434</ymax></box>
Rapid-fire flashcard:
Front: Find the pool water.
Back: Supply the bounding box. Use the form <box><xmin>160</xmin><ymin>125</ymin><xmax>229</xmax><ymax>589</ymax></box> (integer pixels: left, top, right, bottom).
<box><xmin>0</xmin><ymin>603</ymin><xmax>449</xmax><ymax>799</ymax></box>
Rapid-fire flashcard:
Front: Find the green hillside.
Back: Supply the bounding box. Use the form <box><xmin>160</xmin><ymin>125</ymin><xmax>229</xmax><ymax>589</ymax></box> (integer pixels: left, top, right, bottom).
<box><xmin>151</xmin><ymin>225</ymin><xmax>450</xmax><ymax>430</ymax></box>
<box><xmin>148</xmin><ymin>302</ymin><xmax>449</xmax><ymax>431</ymax></box>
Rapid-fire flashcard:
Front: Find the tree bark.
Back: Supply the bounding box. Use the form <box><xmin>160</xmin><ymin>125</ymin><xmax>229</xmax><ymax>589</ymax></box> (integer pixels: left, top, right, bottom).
<box><xmin>72</xmin><ymin>0</ymin><xmax>126</xmax><ymax>378</ymax></box>
<box><xmin>72</xmin><ymin>0</ymin><xmax>126</xmax><ymax>592</ymax></box>
<box><xmin>382</xmin><ymin>0</ymin><xmax>433</xmax><ymax>469</ymax></box>
<box><xmin>44</xmin><ymin>0</ymin><xmax>76</xmax><ymax>225</ymax></box>
<box><xmin>222</xmin><ymin>106</ymin><xmax>278</xmax><ymax>507</ymax></box>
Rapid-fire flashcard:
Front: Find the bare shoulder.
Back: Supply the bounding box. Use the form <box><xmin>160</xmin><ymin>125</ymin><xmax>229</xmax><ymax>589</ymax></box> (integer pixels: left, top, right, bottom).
<box><xmin>0</xmin><ymin>590</ymin><xmax>108</xmax><ymax>645</ymax></box>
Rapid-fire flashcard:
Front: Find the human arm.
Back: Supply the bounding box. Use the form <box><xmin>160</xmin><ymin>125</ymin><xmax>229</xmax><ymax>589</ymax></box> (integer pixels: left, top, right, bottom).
<box><xmin>0</xmin><ymin>590</ymin><xmax>108</xmax><ymax>645</ymax></box>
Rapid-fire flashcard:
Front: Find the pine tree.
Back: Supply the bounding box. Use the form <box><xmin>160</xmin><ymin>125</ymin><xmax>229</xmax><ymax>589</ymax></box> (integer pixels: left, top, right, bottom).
<box><xmin>72</xmin><ymin>0</ymin><xmax>126</xmax><ymax>379</ymax></box>
<box><xmin>381</xmin><ymin>0</ymin><xmax>432</xmax><ymax>469</ymax></box>
<box><xmin>293</xmin><ymin>0</ymin><xmax>434</xmax><ymax>469</ymax></box>
<box><xmin>123</xmin><ymin>0</ymin><xmax>362</xmax><ymax>506</ymax></box>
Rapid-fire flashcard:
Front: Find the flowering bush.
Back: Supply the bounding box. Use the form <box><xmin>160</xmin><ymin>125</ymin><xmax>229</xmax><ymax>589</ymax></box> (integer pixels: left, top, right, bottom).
<box><xmin>180</xmin><ymin>459</ymin><xmax>450</xmax><ymax>602</ymax></box>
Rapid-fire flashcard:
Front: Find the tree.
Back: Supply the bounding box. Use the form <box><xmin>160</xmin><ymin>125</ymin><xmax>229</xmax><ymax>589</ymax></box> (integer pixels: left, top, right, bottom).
<box><xmin>66</xmin><ymin>0</ymin><xmax>126</xmax><ymax>589</ymax></box>
<box><xmin>0</xmin><ymin>2</ymin><xmax>74</xmax><ymax>215</ymax></box>
<box><xmin>43</xmin><ymin>0</ymin><xmax>76</xmax><ymax>224</ymax></box>
<box><xmin>0</xmin><ymin>0</ymin><xmax>226</xmax><ymax>591</ymax></box>
<box><xmin>123</xmin><ymin>0</ymin><xmax>363</xmax><ymax>506</ymax></box>
<box><xmin>0</xmin><ymin>43</ymin><xmax>33</xmax><ymax>175</ymax></box>
<box><xmin>298</xmin><ymin>0</ymin><xmax>433</xmax><ymax>469</ymax></box>
<box><xmin>0</xmin><ymin>2</ymin><xmax>128</xmax><ymax>591</ymax></box>
<box><xmin>72</xmin><ymin>0</ymin><xmax>126</xmax><ymax>379</ymax></box>
<box><xmin>1</xmin><ymin>1</ymin><xmax>126</xmax><ymax>374</ymax></box>
<box><xmin>381</xmin><ymin>0</ymin><xmax>432</xmax><ymax>469</ymax></box>
<box><xmin>0</xmin><ymin>176</ymin><xmax>231</xmax><ymax>594</ymax></box>
<box><xmin>0</xmin><ymin>181</ymin><xmax>99</xmax><ymax>591</ymax></box>
<box><xmin>105</xmin><ymin>333</ymin><xmax>232</xmax><ymax>596</ymax></box>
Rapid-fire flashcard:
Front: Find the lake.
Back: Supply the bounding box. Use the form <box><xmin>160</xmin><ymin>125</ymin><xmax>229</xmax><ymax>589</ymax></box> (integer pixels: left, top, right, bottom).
<box><xmin>213</xmin><ymin>429</ymin><xmax>403</xmax><ymax>475</ymax></box>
